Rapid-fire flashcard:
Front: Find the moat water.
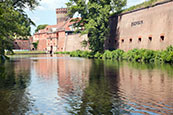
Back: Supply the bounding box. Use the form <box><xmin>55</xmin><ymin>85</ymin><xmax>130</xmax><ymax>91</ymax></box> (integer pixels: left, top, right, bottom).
<box><xmin>0</xmin><ymin>55</ymin><xmax>172</xmax><ymax>115</ymax></box>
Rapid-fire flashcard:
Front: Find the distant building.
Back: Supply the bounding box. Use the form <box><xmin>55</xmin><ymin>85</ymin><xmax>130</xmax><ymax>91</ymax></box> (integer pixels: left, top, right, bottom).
<box><xmin>33</xmin><ymin>8</ymin><xmax>89</xmax><ymax>53</ymax></box>
<box><xmin>13</xmin><ymin>36</ymin><xmax>33</xmax><ymax>50</ymax></box>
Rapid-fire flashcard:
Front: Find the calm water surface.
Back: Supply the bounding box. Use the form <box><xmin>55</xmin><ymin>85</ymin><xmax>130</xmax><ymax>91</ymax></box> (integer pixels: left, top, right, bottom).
<box><xmin>0</xmin><ymin>55</ymin><xmax>172</xmax><ymax>115</ymax></box>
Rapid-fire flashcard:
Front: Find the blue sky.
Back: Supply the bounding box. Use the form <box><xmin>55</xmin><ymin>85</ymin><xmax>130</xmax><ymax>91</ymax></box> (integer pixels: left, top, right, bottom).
<box><xmin>26</xmin><ymin>0</ymin><xmax>146</xmax><ymax>34</ymax></box>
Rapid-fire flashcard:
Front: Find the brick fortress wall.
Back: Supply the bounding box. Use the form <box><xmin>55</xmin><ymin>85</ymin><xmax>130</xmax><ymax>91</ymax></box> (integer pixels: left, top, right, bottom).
<box><xmin>13</xmin><ymin>39</ymin><xmax>31</xmax><ymax>50</ymax></box>
<box><xmin>65</xmin><ymin>34</ymin><xmax>89</xmax><ymax>52</ymax></box>
<box><xmin>107</xmin><ymin>0</ymin><xmax>173</xmax><ymax>51</ymax></box>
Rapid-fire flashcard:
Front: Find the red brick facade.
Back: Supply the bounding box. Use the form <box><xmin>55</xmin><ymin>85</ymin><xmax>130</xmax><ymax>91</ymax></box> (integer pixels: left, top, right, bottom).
<box><xmin>13</xmin><ymin>39</ymin><xmax>31</xmax><ymax>50</ymax></box>
<box><xmin>33</xmin><ymin>8</ymin><xmax>89</xmax><ymax>53</ymax></box>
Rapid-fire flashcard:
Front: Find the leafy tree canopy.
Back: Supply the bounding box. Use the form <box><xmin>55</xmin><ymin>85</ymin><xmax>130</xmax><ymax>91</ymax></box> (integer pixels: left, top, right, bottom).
<box><xmin>35</xmin><ymin>24</ymin><xmax>48</xmax><ymax>33</ymax></box>
<box><xmin>66</xmin><ymin>0</ymin><xmax>126</xmax><ymax>53</ymax></box>
<box><xmin>0</xmin><ymin>0</ymin><xmax>39</xmax><ymax>56</ymax></box>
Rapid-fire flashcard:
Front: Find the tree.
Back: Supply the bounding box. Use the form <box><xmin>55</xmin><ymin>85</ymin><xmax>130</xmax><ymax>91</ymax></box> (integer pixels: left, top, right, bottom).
<box><xmin>35</xmin><ymin>24</ymin><xmax>48</xmax><ymax>33</ymax></box>
<box><xmin>0</xmin><ymin>0</ymin><xmax>39</xmax><ymax>59</ymax></box>
<box><xmin>66</xmin><ymin>0</ymin><xmax>126</xmax><ymax>53</ymax></box>
<box><xmin>32</xmin><ymin>40</ymin><xmax>39</xmax><ymax>50</ymax></box>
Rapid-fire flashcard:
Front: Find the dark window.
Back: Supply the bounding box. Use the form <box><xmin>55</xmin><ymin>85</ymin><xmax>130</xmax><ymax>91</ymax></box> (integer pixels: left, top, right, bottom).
<box><xmin>129</xmin><ymin>38</ymin><xmax>132</xmax><ymax>42</ymax></box>
<box><xmin>149</xmin><ymin>37</ymin><xmax>152</xmax><ymax>41</ymax></box>
<box><xmin>160</xmin><ymin>36</ymin><xmax>164</xmax><ymax>41</ymax></box>
<box><xmin>138</xmin><ymin>38</ymin><xmax>142</xmax><ymax>42</ymax></box>
<box><xmin>121</xmin><ymin>39</ymin><xmax>124</xmax><ymax>43</ymax></box>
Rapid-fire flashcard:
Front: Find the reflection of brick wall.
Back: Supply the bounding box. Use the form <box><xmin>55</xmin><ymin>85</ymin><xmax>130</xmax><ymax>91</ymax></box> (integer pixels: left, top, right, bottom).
<box><xmin>118</xmin><ymin>63</ymin><xmax>172</xmax><ymax>114</ymax></box>
<box><xmin>57</xmin><ymin>58</ymin><xmax>91</xmax><ymax>96</ymax></box>
<box><xmin>108</xmin><ymin>1</ymin><xmax>173</xmax><ymax>51</ymax></box>
<box><xmin>14</xmin><ymin>59</ymin><xmax>30</xmax><ymax>74</ymax></box>
<box><xmin>33</xmin><ymin>57</ymin><xmax>58</xmax><ymax>79</ymax></box>
<box><xmin>13</xmin><ymin>39</ymin><xmax>30</xmax><ymax>50</ymax></box>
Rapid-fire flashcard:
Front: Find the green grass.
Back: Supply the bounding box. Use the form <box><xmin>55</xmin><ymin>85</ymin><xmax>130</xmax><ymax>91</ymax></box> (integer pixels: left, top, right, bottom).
<box><xmin>61</xmin><ymin>45</ymin><xmax>173</xmax><ymax>64</ymax></box>
<box><xmin>7</xmin><ymin>51</ymin><xmax>47</xmax><ymax>55</ymax></box>
<box><xmin>54</xmin><ymin>51</ymin><xmax>70</xmax><ymax>54</ymax></box>
<box><xmin>123</xmin><ymin>0</ymin><xmax>165</xmax><ymax>13</ymax></box>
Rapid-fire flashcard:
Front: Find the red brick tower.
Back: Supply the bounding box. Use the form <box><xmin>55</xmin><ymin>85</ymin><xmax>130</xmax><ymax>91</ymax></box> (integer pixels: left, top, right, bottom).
<box><xmin>56</xmin><ymin>8</ymin><xmax>69</xmax><ymax>24</ymax></box>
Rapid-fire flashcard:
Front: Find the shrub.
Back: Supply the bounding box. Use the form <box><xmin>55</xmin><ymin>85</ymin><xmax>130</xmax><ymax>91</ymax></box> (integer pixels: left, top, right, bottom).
<box><xmin>111</xmin><ymin>49</ymin><xmax>124</xmax><ymax>60</ymax></box>
<box><xmin>94</xmin><ymin>52</ymin><xmax>103</xmax><ymax>59</ymax></box>
<box><xmin>166</xmin><ymin>45</ymin><xmax>173</xmax><ymax>52</ymax></box>
<box><xmin>103</xmin><ymin>50</ymin><xmax>112</xmax><ymax>59</ymax></box>
<box><xmin>59</xmin><ymin>45</ymin><xmax>173</xmax><ymax>64</ymax></box>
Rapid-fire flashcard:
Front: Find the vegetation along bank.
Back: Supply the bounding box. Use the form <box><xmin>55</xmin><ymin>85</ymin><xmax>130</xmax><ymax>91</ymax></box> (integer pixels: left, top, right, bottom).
<box><xmin>55</xmin><ymin>46</ymin><xmax>173</xmax><ymax>64</ymax></box>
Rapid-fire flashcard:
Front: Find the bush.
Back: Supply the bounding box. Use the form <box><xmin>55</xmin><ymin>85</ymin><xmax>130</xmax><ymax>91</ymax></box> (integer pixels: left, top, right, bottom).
<box><xmin>58</xmin><ymin>45</ymin><xmax>173</xmax><ymax>64</ymax></box>
<box><xmin>94</xmin><ymin>52</ymin><xmax>103</xmax><ymax>59</ymax></box>
<box><xmin>166</xmin><ymin>45</ymin><xmax>173</xmax><ymax>52</ymax></box>
<box><xmin>123</xmin><ymin>48</ymin><xmax>173</xmax><ymax>63</ymax></box>
<box><xmin>55</xmin><ymin>51</ymin><xmax>70</xmax><ymax>54</ymax></box>
<box><xmin>103</xmin><ymin>50</ymin><xmax>112</xmax><ymax>59</ymax></box>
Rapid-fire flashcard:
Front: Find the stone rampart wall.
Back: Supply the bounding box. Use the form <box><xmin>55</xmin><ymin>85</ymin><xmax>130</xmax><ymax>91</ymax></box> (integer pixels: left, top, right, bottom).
<box><xmin>108</xmin><ymin>1</ymin><xmax>173</xmax><ymax>51</ymax></box>
<box><xmin>13</xmin><ymin>39</ymin><xmax>31</xmax><ymax>50</ymax></box>
<box><xmin>65</xmin><ymin>34</ymin><xmax>89</xmax><ymax>52</ymax></box>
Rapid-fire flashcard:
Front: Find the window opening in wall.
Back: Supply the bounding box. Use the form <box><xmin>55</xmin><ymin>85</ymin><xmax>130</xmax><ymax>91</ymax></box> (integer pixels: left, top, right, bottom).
<box><xmin>160</xmin><ymin>35</ymin><xmax>164</xmax><ymax>41</ymax></box>
<box><xmin>129</xmin><ymin>38</ymin><xmax>132</xmax><ymax>42</ymax></box>
<box><xmin>138</xmin><ymin>38</ymin><xmax>142</xmax><ymax>42</ymax></box>
<box><xmin>121</xmin><ymin>39</ymin><xmax>124</xmax><ymax>43</ymax></box>
<box><xmin>149</xmin><ymin>37</ymin><xmax>152</xmax><ymax>41</ymax></box>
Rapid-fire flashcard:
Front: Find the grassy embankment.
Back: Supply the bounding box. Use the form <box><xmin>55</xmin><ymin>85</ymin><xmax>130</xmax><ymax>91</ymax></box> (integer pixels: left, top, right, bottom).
<box><xmin>6</xmin><ymin>51</ymin><xmax>46</xmax><ymax>55</ymax></box>
<box><xmin>123</xmin><ymin>0</ymin><xmax>166</xmax><ymax>13</ymax></box>
<box><xmin>55</xmin><ymin>46</ymin><xmax>173</xmax><ymax>64</ymax></box>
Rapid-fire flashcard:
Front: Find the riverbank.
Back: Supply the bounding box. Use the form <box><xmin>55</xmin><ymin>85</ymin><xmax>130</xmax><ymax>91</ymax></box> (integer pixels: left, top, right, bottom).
<box><xmin>6</xmin><ymin>51</ymin><xmax>47</xmax><ymax>55</ymax></box>
<box><xmin>0</xmin><ymin>55</ymin><xmax>9</xmax><ymax>63</ymax></box>
<box><xmin>55</xmin><ymin>46</ymin><xmax>173</xmax><ymax>64</ymax></box>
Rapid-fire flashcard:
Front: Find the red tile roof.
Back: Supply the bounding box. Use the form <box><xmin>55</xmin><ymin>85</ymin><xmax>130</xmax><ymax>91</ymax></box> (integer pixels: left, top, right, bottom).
<box><xmin>34</xmin><ymin>17</ymin><xmax>81</xmax><ymax>35</ymax></box>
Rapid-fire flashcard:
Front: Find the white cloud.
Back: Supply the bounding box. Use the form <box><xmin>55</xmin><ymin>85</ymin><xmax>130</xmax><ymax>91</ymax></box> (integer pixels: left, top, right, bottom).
<box><xmin>37</xmin><ymin>0</ymin><xmax>69</xmax><ymax>11</ymax></box>
<box><xmin>37</xmin><ymin>6</ymin><xmax>46</xmax><ymax>11</ymax></box>
<box><xmin>32</xmin><ymin>17</ymin><xmax>40</xmax><ymax>23</ymax></box>
<box><xmin>127</xmin><ymin>0</ymin><xmax>146</xmax><ymax>7</ymax></box>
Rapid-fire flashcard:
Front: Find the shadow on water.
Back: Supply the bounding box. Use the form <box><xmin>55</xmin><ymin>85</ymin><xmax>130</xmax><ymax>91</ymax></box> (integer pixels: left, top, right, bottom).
<box><xmin>65</xmin><ymin>59</ymin><xmax>173</xmax><ymax>115</ymax></box>
<box><xmin>66</xmin><ymin>59</ymin><xmax>130</xmax><ymax>115</ymax></box>
<box><xmin>0</xmin><ymin>60</ymin><xmax>32</xmax><ymax>115</ymax></box>
<box><xmin>0</xmin><ymin>55</ymin><xmax>172</xmax><ymax>114</ymax></box>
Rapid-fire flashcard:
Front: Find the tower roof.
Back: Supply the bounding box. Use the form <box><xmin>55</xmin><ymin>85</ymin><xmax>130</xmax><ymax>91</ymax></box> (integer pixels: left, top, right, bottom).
<box><xmin>56</xmin><ymin>8</ymin><xmax>68</xmax><ymax>14</ymax></box>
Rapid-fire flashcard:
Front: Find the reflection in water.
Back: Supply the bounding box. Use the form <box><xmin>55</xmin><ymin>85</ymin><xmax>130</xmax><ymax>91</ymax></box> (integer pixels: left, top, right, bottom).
<box><xmin>57</xmin><ymin>58</ymin><xmax>90</xmax><ymax>96</ymax></box>
<box><xmin>0</xmin><ymin>59</ymin><xmax>31</xmax><ymax>114</ymax></box>
<box><xmin>119</xmin><ymin>62</ymin><xmax>173</xmax><ymax>114</ymax></box>
<box><xmin>66</xmin><ymin>60</ymin><xmax>130</xmax><ymax>115</ymax></box>
<box><xmin>0</xmin><ymin>55</ymin><xmax>172</xmax><ymax>114</ymax></box>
